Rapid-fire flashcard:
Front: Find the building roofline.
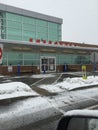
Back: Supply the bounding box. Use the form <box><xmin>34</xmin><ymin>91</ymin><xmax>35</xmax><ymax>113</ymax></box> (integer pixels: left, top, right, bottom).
<box><xmin>0</xmin><ymin>3</ymin><xmax>63</xmax><ymax>24</ymax></box>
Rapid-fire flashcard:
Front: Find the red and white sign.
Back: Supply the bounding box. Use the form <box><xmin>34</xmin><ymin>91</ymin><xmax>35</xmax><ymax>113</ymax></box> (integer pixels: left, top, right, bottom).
<box><xmin>0</xmin><ymin>44</ymin><xmax>3</xmax><ymax>64</ymax></box>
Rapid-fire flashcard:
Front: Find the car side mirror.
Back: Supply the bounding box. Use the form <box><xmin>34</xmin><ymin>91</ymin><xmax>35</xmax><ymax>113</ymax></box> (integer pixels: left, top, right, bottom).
<box><xmin>57</xmin><ymin>110</ymin><xmax>98</xmax><ymax>130</ymax></box>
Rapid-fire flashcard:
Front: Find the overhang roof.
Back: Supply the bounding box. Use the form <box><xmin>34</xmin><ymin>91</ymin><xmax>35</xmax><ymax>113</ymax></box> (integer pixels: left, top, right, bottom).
<box><xmin>0</xmin><ymin>39</ymin><xmax>98</xmax><ymax>53</ymax></box>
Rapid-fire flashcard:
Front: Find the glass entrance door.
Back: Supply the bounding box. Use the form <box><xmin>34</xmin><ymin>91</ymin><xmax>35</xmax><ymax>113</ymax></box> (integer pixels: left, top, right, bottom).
<box><xmin>40</xmin><ymin>57</ymin><xmax>56</xmax><ymax>72</ymax></box>
<box><xmin>41</xmin><ymin>58</ymin><xmax>48</xmax><ymax>72</ymax></box>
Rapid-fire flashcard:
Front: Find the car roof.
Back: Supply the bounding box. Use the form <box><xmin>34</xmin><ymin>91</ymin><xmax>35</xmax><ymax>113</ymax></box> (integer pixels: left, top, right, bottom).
<box><xmin>64</xmin><ymin>110</ymin><xmax>98</xmax><ymax>118</ymax></box>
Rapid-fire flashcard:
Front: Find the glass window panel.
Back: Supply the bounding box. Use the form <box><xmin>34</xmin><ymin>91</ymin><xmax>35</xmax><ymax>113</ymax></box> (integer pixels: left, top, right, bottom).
<box><xmin>36</xmin><ymin>32</ymin><xmax>47</xmax><ymax>39</ymax></box>
<box><xmin>23</xmin><ymin>23</ymin><xmax>36</xmax><ymax>31</ymax></box>
<box><xmin>22</xmin><ymin>36</ymin><xmax>28</xmax><ymax>41</ymax></box>
<box><xmin>48</xmin><ymin>29</ymin><xmax>58</xmax><ymax>34</ymax></box>
<box><xmin>58</xmin><ymin>24</ymin><xmax>61</xmax><ymax>30</ymax></box>
<box><xmin>75</xmin><ymin>55</ymin><xmax>90</xmax><ymax>64</ymax></box>
<box><xmin>58</xmin><ymin>54</ymin><xmax>74</xmax><ymax>64</ymax></box>
<box><xmin>24</xmin><ymin>60</ymin><xmax>32</xmax><ymax>65</ymax></box>
<box><xmin>6</xmin><ymin>13</ymin><xmax>22</xmax><ymax>21</ymax></box>
<box><xmin>10</xmin><ymin>52</ymin><xmax>23</xmax><ymax>59</ymax></box>
<box><xmin>36</xmin><ymin>19</ymin><xmax>47</xmax><ymax>26</ymax></box>
<box><xmin>8</xmin><ymin>59</ymin><xmax>23</xmax><ymax>65</ymax></box>
<box><xmin>41</xmin><ymin>53</ymin><xmax>57</xmax><ymax>57</ymax></box>
<box><xmin>24</xmin><ymin>59</ymin><xmax>39</xmax><ymax>65</ymax></box>
<box><xmin>22</xmin><ymin>16</ymin><xmax>35</xmax><ymax>24</ymax></box>
<box><xmin>7</xmin><ymin>27</ymin><xmax>22</xmax><ymax>35</ymax></box>
<box><xmin>2</xmin><ymin>59</ymin><xmax>7</xmax><ymax>65</ymax></box>
<box><xmin>7</xmin><ymin>52</ymin><xmax>23</xmax><ymax>65</ymax></box>
<box><xmin>23</xmin><ymin>35</ymin><xmax>35</xmax><ymax>41</ymax></box>
<box><xmin>48</xmin><ymin>35</ymin><xmax>59</xmax><ymax>41</ymax></box>
<box><xmin>23</xmin><ymin>30</ymin><xmax>34</xmax><ymax>36</ymax></box>
<box><xmin>24</xmin><ymin>53</ymin><xmax>39</xmax><ymax>59</ymax></box>
<box><xmin>23</xmin><ymin>52</ymin><xmax>40</xmax><ymax>65</ymax></box>
<box><xmin>7</xmin><ymin>35</ymin><xmax>22</xmax><ymax>40</ymax></box>
<box><xmin>8</xmin><ymin>52</ymin><xmax>20</xmax><ymax>59</ymax></box>
<box><xmin>37</xmin><ymin>26</ymin><xmax>47</xmax><ymax>32</ymax></box>
<box><xmin>7</xmin><ymin>20</ymin><xmax>21</xmax><ymax>29</ymax></box>
<box><xmin>2</xmin><ymin>52</ymin><xmax>7</xmax><ymax>65</ymax></box>
<box><xmin>48</xmin><ymin>22</ymin><xmax>58</xmax><ymax>29</ymax></box>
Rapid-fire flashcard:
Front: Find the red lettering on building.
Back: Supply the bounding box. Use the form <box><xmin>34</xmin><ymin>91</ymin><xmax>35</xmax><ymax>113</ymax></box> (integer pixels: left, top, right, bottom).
<box><xmin>36</xmin><ymin>39</ymin><xmax>40</xmax><ymax>43</ymax></box>
<box><xmin>54</xmin><ymin>42</ymin><xmax>58</xmax><ymax>45</ymax></box>
<box><xmin>29</xmin><ymin>38</ymin><xmax>33</xmax><ymax>42</ymax></box>
<box><xmin>64</xmin><ymin>42</ymin><xmax>68</xmax><ymax>46</ymax></box>
<box><xmin>42</xmin><ymin>40</ymin><xmax>46</xmax><ymax>44</ymax></box>
<box><xmin>48</xmin><ymin>41</ymin><xmax>52</xmax><ymax>44</ymax></box>
<box><xmin>59</xmin><ymin>42</ymin><xmax>63</xmax><ymax>45</ymax></box>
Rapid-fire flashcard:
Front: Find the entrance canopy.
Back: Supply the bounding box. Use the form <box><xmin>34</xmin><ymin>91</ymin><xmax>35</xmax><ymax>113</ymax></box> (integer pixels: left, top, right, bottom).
<box><xmin>0</xmin><ymin>39</ymin><xmax>98</xmax><ymax>54</ymax></box>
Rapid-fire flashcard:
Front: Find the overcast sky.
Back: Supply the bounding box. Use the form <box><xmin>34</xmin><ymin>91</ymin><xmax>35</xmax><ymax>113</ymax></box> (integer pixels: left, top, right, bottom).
<box><xmin>0</xmin><ymin>0</ymin><xmax>98</xmax><ymax>44</ymax></box>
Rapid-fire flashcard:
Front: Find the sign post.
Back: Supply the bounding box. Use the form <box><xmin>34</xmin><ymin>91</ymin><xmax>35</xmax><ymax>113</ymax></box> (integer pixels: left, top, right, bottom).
<box><xmin>82</xmin><ymin>65</ymin><xmax>87</xmax><ymax>79</ymax></box>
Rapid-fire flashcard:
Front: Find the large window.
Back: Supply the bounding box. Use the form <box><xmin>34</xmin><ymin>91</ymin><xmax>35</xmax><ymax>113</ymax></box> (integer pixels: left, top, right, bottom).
<box><xmin>0</xmin><ymin>12</ymin><xmax>62</xmax><ymax>42</ymax></box>
<box><xmin>2</xmin><ymin>52</ymin><xmax>40</xmax><ymax>66</ymax></box>
<box><xmin>2</xmin><ymin>51</ymin><xmax>90</xmax><ymax>66</ymax></box>
<box><xmin>58</xmin><ymin>53</ymin><xmax>90</xmax><ymax>65</ymax></box>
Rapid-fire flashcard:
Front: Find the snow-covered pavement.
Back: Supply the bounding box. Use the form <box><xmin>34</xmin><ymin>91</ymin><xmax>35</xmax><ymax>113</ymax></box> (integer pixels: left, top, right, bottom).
<box><xmin>39</xmin><ymin>75</ymin><xmax>98</xmax><ymax>93</ymax></box>
<box><xmin>0</xmin><ymin>73</ymin><xmax>98</xmax><ymax>130</ymax></box>
<box><xmin>0</xmin><ymin>73</ymin><xmax>98</xmax><ymax>100</ymax></box>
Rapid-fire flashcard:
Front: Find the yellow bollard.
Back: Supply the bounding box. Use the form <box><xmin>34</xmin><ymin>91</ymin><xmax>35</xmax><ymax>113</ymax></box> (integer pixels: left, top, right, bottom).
<box><xmin>82</xmin><ymin>65</ymin><xmax>87</xmax><ymax>79</ymax></box>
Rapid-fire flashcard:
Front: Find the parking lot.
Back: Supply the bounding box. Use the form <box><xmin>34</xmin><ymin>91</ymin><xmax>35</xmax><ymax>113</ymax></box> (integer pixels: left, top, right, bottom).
<box><xmin>1</xmin><ymin>72</ymin><xmax>98</xmax><ymax>130</ymax></box>
<box><xmin>0</xmin><ymin>72</ymin><xmax>83</xmax><ymax>96</ymax></box>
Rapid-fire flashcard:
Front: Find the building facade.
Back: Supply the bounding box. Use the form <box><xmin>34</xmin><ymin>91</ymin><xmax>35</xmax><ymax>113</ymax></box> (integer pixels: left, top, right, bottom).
<box><xmin>0</xmin><ymin>4</ymin><xmax>97</xmax><ymax>75</ymax></box>
<box><xmin>0</xmin><ymin>4</ymin><xmax>62</xmax><ymax>41</ymax></box>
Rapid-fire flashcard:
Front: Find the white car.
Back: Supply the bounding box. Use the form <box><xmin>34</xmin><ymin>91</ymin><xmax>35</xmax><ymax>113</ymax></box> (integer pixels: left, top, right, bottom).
<box><xmin>57</xmin><ymin>110</ymin><xmax>98</xmax><ymax>130</ymax></box>
<box><xmin>1</xmin><ymin>81</ymin><xmax>98</xmax><ymax>130</ymax></box>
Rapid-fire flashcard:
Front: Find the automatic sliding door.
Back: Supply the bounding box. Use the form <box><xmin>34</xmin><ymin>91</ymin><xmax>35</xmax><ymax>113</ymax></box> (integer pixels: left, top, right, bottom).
<box><xmin>49</xmin><ymin>58</ymin><xmax>56</xmax><ymax>71</ymax></box>
<box><xmin>41</xmin><ymin>58</ymin><xmax>48</xmax><ymax>72</ymax></box>
<box><xmin>40</xmin><ymin>57</ymin><xmax>56</xmax><ymax>72</ymax></box>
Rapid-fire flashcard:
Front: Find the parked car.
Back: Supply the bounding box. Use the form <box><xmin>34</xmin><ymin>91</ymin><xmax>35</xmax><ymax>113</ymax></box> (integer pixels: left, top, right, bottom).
<box><xmin>1</xmin><ymin>81</ymin><xmax>98</xmax><ymax>130</ymax></box>
<box><xmin>57</xmin><ymin>109</ymin><xmax>98</xmax><ymax>130</ymax></box>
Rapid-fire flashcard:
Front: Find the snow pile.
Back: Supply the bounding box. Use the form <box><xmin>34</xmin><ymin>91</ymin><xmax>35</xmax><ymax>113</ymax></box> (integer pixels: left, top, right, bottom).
<box><xmin>59</xmin><ymin>76</ymin><xmax>98</xmax><ymax>90</ymax></box>
<box><xmin>31</xmin><ymin>74</ymin><xmax>56</xmax><ymax>78</ymax></box>
<box><xmin>0</xmin><ymin>75</ymin><xmax>4</xmax><ymax>78</ymax></box>
<box><xmin>0</xmin><ymin>82</ymin><xmax>39</xmax><ymax>100</ymax></box>
<box><xmin>39</xmin><ymin>76</ymin><xmax>98</xmax><ymax>93</ymax></box>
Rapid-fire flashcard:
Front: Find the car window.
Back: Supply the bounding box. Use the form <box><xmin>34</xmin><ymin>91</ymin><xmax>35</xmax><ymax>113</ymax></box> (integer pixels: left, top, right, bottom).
<box><xmin>67</xmin><ymin>118</ymin><xmax>88</xmax><ymax>130</ymax></box>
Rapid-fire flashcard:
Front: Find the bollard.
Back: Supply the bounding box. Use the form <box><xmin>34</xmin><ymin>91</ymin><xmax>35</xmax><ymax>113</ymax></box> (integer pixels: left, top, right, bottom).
<box><xmin>82</xmin><ymin>65</ymin><xmax>87</xmax><ymax>79</ymax></box>
<box><xmin>18</xmin><ymin>64</ymin><xmax>20</xmax><ymax>76</ymax></box>
<box><xmin>43</xmin><ymin>65</ymin><xmax>46</xmax><ymax>74</ymax></box>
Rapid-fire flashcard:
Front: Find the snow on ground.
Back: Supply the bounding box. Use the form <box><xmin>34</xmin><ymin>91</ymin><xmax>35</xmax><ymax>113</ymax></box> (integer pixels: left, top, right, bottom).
<box><xmin>31</xmin><ymin>74</ymin><xmax>56</xmax><ymax>78</ymax></box>
<box><xmin>1</xmin><ymin>74</ymin><xmax>98</xmax><ymax>100</ymax></box>
<box><xmin>0</xmin><ymin>82</ymin><xmax>39</xmax><ymax>100</ymax></box>
<box><xmin>39</xmin><ymin>76</ymin><xmax>98</xmax><ymax>93</ymax></box>
<box><xmin>0</xmin><ymin>75</ymin><xmax>5</xmax><ymax>78</ymax></box>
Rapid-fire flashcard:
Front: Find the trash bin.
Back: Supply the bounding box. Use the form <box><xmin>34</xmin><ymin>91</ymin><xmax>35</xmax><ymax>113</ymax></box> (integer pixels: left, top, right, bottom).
<box><xmin>64</xmin><ymin>64</ymin><xmax>68</xmax><ymax>72</ymax></box>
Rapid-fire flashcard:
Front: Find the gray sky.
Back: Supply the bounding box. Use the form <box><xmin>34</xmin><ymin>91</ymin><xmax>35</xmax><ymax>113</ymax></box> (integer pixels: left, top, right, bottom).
<box><xmin>0</xmin><ymin>0</ymin><xmax>98</xmax><ymax>44</ymax></box>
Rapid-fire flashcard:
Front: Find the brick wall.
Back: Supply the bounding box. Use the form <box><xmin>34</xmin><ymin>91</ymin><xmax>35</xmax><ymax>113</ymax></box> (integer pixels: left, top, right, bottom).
<box><xmin>0</xmin><ymin>64</ymin><xmax>97</xmax><ymax>75</ymax></box>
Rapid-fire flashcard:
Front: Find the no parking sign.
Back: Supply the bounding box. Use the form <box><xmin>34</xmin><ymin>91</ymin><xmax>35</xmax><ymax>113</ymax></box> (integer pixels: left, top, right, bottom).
<box><xmin>0</xmin><ymin>44</ymin><xmax>3</xmax><ymax>64</ymax></box>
